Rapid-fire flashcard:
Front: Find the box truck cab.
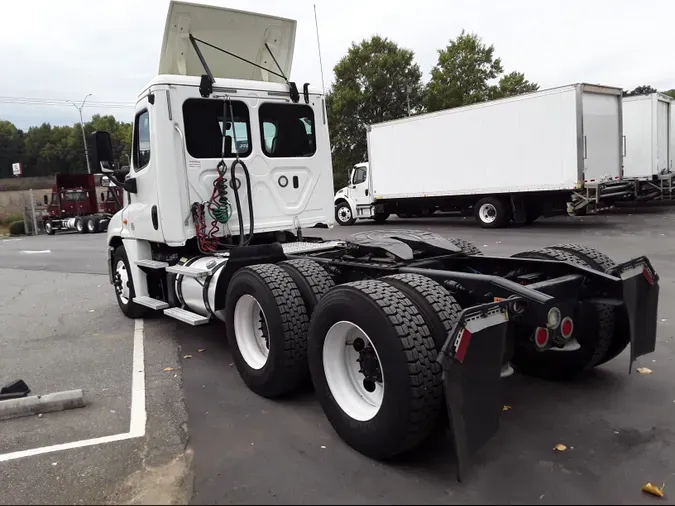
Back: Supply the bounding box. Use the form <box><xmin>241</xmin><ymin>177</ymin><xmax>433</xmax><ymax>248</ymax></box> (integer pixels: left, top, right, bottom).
<box><xmin>334</xmin><ymin>162</ymin><xmax>380</xmax><ymax>225</ymax></box>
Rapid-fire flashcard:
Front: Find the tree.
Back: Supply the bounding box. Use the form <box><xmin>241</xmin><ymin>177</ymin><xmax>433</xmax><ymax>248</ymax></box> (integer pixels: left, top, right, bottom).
<box><xmin>326</xmin><ymin>36</ymin><xmax>425</xmax><ymax>189</ymax></box>
<box><xmin>624</xmin><ymin>85</ymin><xmax>658</xmax><ymax>97</ymax></box>
<box><xmin>663</xmin><ymin>89</ymin><xmax>675</xmax><ymax>100</ymax></box>
<box><xmin>0</xmin><ymin>121</ymin><xmax>25</xmax><ymax>178</ymax></box>
<box><xmin>425</xmin><ymin>31</ymin><xmax>538</xmax><ymax>112</ymax></box>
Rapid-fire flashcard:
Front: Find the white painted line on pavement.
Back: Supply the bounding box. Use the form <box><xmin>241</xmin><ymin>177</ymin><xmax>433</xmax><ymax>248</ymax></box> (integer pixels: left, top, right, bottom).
<box><xmin>0</xmin><ymin>319</ymin><xmax>147</xmax><ymax>463</ymax></box>
<box><xmin>19</xmin><ymin>250</ymin><xmax>51</xmax><ymax>255</ymax></box>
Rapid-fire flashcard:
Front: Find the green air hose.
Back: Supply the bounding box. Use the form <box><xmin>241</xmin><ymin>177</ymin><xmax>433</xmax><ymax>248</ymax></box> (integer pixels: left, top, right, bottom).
<box><xmin>208</xmin><ymin>160</ymin><xmax>232</xmax><ymax>225</ymax></box>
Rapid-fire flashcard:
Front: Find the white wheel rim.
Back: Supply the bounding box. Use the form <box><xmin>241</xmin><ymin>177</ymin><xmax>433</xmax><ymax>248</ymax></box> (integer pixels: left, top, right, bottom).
<box><xmin>323</xmin><ymin>321</ymin><xmax>384</xmax><ymax>422</ymax></box>
<box><xmin>45</xmin><ymin>222</ymin><xmax>51</xmax><ymax>232</ymax></box>
<box><xmin>88</xmin><ymin>221</ymin><xmax>95</xmax><ymax>232</ymax></box>
<box><xmin>77</xmin><ymin>221</ymin><xmax>83</xmax><ymax>231</ymax></box>
<box><xmin>234</xmin><ymin>294</ymin><xmax>270</xmax><ymax>370</ymax></box>
<box><xmin>338</xmin><ymin>206</ymin><xmax>352</xmax><ymax>223</ymax></box>
<box><xmin>115</xmin><ymin>260</ymin><xmax>130</xmax><ymax>304</ymax></box>
<box><xmin>479</xmin><ymin>203</ymin><xmax>497</xmax><ymax>224</ymax></box>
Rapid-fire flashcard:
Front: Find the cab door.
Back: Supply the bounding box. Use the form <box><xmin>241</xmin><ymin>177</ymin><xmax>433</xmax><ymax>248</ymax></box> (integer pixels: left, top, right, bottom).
<box><xmin>124</xmin><ymin>98</ymin><xmax>164</xmax><ymax>241</ymax></box>
<box><xmin>350</xmin><ymin>164</ymin><xmax>371</xmax><ymax>207</ymax></box>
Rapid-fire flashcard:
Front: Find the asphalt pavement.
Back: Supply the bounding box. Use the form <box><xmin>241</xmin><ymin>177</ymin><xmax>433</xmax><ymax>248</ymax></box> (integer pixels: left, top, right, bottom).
<box><xmin>2</xmin><ymin>206</ymin><xmax>675</xmax><ymax>504</ymax></box>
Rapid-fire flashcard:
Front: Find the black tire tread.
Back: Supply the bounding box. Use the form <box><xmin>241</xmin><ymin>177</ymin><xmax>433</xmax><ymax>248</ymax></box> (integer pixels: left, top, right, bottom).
<box><xmin>278</xmin><ymin>259</ymin><xmax>335</xmax><ymax>315</ymax></box>
<box><xmin>445</xmin><ymin>237</ymin><xmax>483</xmax><ymax>256</ymax></box>
<box><xmin>248</xmin><ymin>264</ymin><xmax>310</xmax><ymax>393</ymax></box>
<box><xmin>380</xmin><ymin>273</ymin><xmax>462</xmax><ymax>351</ymax></box>
<box><xmin>547</xmin><ymin>243</ymin><xmax>616</xmax><ymax>272</ymax></box>
<box><xmin>113</xmin><ymin>246</ymin><xmax>148</xmax><ymax>319</ymax></box>
<box><xmin>312</xmin><ymin>280</ymin><xmax>443</xmax><ymax>457</ymax></box>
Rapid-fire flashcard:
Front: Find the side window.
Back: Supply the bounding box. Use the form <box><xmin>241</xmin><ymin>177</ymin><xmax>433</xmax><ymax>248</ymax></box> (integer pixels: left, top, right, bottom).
<box><xmin>259</xmin><ymin>103</ymin><xmax>316</xmax><ymax>158</ymax></box>
<box><xmin>352</xmin><ymin>167</ymin><xmax>367</xmax><ymax>185</ymax></box>
<box><xmin>133</xmin><ymin>110</ymin><xmax>151</xmax><ymax>171</ymax></box>
<box><xmin>183</xmin><ymin>99</ymin><xmax>252</xmax><ymax>159</ymax></box>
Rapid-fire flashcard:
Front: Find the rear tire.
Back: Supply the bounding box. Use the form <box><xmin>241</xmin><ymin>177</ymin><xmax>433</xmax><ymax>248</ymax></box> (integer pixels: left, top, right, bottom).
<box><xmin>445</xmin><ymin>237</ymin><xmax>483</xmax><ymax>256</ymax></box>
<box><xmin>308</xmin><ymin>280</ymin><xmax>443</xmax><ymax>459</ymax></box>
<box><xmin>75</xmin><ymin>217</ymin><xmax>87</xmax><ymax>234</ymax></box>
<box><xmin>373</xmin><ymin>212</ymin><xmax>390</xmax><ymax>224</ymax></box>
<box><xmin>86</xmin><ymin>217</ymin><xmax>100</xmax><ymax>233</ymax></box>
<box><xmin>548</xmin><ymin>244</ymin><xmax>628</xmax><ymax>365</ymax></box>
<box><xmin>524</xmin><ymin>201</ymin><xmax>542</xmax><ymax>224</ymax></box>
<box><xmin>278</xmin><ymin>259</ymin><xmax>335</xmax><ymax>315</ymax></box>
<box><xmin>225</xmin><ymin>264</ymin><xmax>310</xmax><ymax>398</ymax></box>
<box><xmin>474</xmin><ymin>197</ymin><xmax>510</xmax><ymax>228</ymax></box>
<box><xmin>510</xmin><ymin>247</ymin><xmax>614</xmax><ymax>380</ymax></box>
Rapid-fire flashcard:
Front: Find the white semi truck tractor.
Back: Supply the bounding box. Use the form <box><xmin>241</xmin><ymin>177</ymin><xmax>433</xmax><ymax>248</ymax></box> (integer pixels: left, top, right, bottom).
<box><xmin>97</xmin><ymin>0</ymin><xmax>661</xmax><ymax>481</ymax></box>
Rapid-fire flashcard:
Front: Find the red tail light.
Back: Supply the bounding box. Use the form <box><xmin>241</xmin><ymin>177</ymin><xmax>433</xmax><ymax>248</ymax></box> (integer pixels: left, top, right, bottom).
<box><xmin>534</xmin><ymin>327</ymin><xmax>549</xmax><ymax>349</ymax></box>
<box><xmin>643</xmin><ymin>267</ymin><xmax>655</xmax><ymax>286</ymax></box>
<box><xmin>560</xmin><ymin>317</ymin><xmax>574</xmax><ymax>339</ymax></box>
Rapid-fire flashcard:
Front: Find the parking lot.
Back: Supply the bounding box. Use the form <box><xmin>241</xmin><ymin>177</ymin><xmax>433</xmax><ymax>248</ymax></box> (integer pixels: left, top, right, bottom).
<box><xmin>1</xmin><ymin>204</ymin><xmax>674</xmax><ymax>504</ymax></box>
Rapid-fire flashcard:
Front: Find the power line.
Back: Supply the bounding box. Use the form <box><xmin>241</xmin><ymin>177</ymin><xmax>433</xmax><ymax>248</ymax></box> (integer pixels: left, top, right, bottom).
<box><xmin>0</xmin><ymin>95</ymin><xmax>135</xmax><ymax>109</ymax></box>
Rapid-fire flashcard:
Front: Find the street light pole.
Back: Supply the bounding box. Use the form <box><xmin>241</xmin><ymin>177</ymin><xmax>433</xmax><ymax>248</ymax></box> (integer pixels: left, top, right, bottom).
<box><xmin>68</xmin><ymin>94</ymin><xmax>92</xmax><ymax>174</ymax></box>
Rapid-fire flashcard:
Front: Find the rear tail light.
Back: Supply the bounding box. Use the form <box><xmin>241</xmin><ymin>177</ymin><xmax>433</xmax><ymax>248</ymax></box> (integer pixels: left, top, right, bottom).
<box><xmin>560</xmin><ymin>317</ymin><xmax>574</xmax><ymax>339</ymax></box>
<box><xmin>454</xmin><ymin>327</ymin><xmax>472</xmax><ymax>363</ymax></box>
<box><xmin>643</xmin><ymin>267</ymin><xmax>655</xmax><ymax>286</ymax></box>
<box><xmin>534</xmin><ymin>327</ymin><xmax>549</xmax><ymax>349</ymax></box>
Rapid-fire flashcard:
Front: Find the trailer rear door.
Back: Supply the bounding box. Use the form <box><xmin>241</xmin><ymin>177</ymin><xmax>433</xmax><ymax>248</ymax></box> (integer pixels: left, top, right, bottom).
<box><xmin>582</xmin><ymin>89</ymin><xmax>622</xmax><ymax>183</ymax></box>
<box><xmin>656</xmin><ymin>99</ymin><xmax>670</xmax><ymax>173</ymax></box>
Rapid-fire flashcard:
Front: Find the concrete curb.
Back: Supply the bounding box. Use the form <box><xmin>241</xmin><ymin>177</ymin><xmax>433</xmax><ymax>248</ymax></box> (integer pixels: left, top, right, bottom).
<box><xmin>0</xmin><ymin>389</ymin><xmax>86</xmax><ymax>421</ymax></box>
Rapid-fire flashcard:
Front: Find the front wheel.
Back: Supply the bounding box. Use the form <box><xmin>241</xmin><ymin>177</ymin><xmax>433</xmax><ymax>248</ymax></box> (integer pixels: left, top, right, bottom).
<box><xmin>308</xmin><ymin>280</ymin><xmax>443</xmax><ymax>459</ymax></box>
<box><xmin>474</xmin><ymin>197</ymin><xmax>510</xmax><ymax>228</ymax></box>
<box><xmin>335</xmin><ymin>202</ymin><xmax>356</xmax><ymax>226</ymax></box>
<box><xmin>44</xmin><ymin>220</ymin><xmax>55</xmax><ymax>235</ymax></box>
<box><xmin>113</xmin><ymin>246</ymin><xmax>149</xmax><ymax>319</ymax></box>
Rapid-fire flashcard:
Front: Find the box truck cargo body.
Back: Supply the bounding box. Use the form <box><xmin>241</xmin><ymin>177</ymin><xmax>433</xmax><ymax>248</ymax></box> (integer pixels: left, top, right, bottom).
<box><xmin>334</xmin><ymin>83</ymin><xmax>629</xmax><ymax>228</ymax></box>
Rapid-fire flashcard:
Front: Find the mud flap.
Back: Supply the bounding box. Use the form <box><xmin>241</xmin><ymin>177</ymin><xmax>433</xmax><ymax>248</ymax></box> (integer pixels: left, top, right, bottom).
<box><xmin>610</xmin><ymin>257</ymin><xmax>660</xmax><ymax>371</ymax></box>
<box><xmin>437</xmin><ymin>300</ymin><xmax>511</xmax><ymax>482</ymax></box>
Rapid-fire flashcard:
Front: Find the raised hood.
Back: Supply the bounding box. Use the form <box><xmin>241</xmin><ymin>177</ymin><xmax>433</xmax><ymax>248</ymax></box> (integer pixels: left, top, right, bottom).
<box><xmin>158</xmin><ymin>1</ymin><xmax>296</xmax><ymax>84</ymax></box>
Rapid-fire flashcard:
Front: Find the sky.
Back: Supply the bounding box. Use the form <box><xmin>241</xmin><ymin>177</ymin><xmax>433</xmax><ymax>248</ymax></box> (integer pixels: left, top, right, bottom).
<box><xmin>1</xmin><ymin>0</ymin><xmax>673</xmax><ymax>130</ymax></box>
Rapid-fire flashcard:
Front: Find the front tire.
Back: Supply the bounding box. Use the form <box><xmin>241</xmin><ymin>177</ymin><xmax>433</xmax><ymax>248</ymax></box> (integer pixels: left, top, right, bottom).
<box><xmin>113</xmin><ymin>246</ymin><xmax>148</xmax><ymax>319</ymax></box>
<box><xmin>44</xmin><ymin>220</ymin><xmax>55</xmax><ymax>235</ymax></box>
<box><xmin>474</xmin><ymin>197</ymin><xmax>510</xmax><ymax>228</ymax></box>
<box><xmin>308</xmin><ymin>280</ymin><xmax>443</xmax><ymax>460</ymax></box>
<box><xmin>335</xmin><ymin>202</ymin><xmax>356</xmax><ymax>226</ymax></box>
<box><xmin>225</xmin><ymin>264</ymin><xmax>310</xmax><ymax>398</ymax></box>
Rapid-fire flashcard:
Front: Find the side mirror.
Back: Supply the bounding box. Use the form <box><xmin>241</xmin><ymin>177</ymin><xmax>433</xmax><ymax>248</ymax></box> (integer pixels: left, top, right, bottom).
<box><xmin>43</xmin><ymin>195</ymin><xmax>48</xmax><ymax>205</ymax></box>
<box><xmin>93</xmin><ymin>131</ymin><xmax>116</xmax><ymax>174</ymax></box>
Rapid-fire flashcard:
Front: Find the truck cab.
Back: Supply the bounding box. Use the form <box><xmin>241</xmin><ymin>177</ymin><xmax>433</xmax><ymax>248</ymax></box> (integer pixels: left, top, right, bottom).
<box><xmin>333</xmin><ymin>162</ymin><xmax>377</xmax><ymax>225</ymax></box>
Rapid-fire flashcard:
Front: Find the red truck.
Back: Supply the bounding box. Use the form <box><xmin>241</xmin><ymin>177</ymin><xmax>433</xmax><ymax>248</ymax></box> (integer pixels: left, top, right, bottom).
<box><xmin>42</xmin><ymin>173</ymin><xmax>123</xmax><ymax>235</ymax></box>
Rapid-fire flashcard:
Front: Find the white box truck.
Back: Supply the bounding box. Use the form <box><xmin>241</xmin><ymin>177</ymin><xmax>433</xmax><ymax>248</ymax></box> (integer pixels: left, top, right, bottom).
<box><xmin>622</xmin><ymin>92</ymin><xmax>674</xmax><ymax>200</ymax></box>
<box><xmin>334</xmin><ymin>83</ymin><xmax>632</xmax><ymax>228</ymax></box>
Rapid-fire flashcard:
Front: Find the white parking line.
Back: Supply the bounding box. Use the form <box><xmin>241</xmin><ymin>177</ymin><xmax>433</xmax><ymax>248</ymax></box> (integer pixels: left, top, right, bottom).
<box><xmin>19</xmin><ymin>250</ymin><xmax>51</xmax><ymax>255</ymax></box>
<box><xmin>0</xmin><ymin>319</ymin><xmax>147</xmax><ymax>463</ymax></box>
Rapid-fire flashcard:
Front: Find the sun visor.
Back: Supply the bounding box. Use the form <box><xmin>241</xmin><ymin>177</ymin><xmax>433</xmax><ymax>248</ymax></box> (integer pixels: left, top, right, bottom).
<box><xmin>158</xmin><ymin>1</ymin><xmax>296</xmax><ymax>83</ymax></box>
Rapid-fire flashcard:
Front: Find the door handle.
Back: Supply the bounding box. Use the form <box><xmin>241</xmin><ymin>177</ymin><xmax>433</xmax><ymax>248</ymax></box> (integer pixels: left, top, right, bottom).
<box><xmin>365</xmin><ymin>189</ymin><xmax>369</xmax><ymax>196</ymax></box>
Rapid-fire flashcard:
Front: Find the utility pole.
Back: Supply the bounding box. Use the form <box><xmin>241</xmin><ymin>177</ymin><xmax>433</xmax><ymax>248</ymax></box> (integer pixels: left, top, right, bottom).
<box><xmin>68</xmin><ymin>94</ymin><xmax>92</xmax><ymax>174</ymax></box>
<box><xmin>406</xmin><ymin>86</ymin><xmax>412</xmax><ymax>117</ymax></box>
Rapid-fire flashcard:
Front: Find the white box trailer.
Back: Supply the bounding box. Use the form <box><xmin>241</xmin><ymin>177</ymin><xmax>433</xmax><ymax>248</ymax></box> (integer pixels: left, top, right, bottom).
<box><xmin>334</xmin><ymin>83</ymin><xmax>632</xmax><ymax>228</ymax></box>
<box><xmin>622</xmin><ymin>93</ymin><xmax>674</xmax><ymax>201</ymax></box>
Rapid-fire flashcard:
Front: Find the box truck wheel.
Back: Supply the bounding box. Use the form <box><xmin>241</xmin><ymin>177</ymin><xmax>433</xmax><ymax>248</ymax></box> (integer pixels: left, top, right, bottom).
<box><xmin>510</xmin><ymin>248</ymin><xmax>614</xmax><ymax>380</ymax></box>
<box><xmin>86</xmin><ymin>217</ymin><xmax>100</xmax><ymax>233</ymax></box>
<box><xmin>474</xmin><ymin>197</ymin><xmax>509</xmax><ymax>228</ymax></box>
<box><xmin>44</xmin><ymin>220</ymin><xmax>55</xmax><ymax>235</ymax></box>
<box><xmin>225</xmin><ymin>264</ymin><xmax>310</xmax><ymax>398</ymax></box>
<box><xmin>547</xmin><ymin>244</ymin><xmax>628</xmax><ymax>365</ymax></box>
<box><xmin>279</xmin><ymin>259</ymin><xmax>335</xmax><ymax>315</ymax></box>
<box><xmin>335</xmin><ymin>202</ymin><xmax>356</xmax><ymax>226</ymax></box>
<box><xmin>373</xmin><ymin>212</ymin><xmax>390</xmax><ymax>224</ymax></box>
<box><xmin>113</xmin><ymin>246</ymin><xmax>150</xmax><ymax>319</ymax></box>
<box><xmin>308</xmin><ymin>280</ymin><xmax>443</xmax><ymax>459</ymax></box>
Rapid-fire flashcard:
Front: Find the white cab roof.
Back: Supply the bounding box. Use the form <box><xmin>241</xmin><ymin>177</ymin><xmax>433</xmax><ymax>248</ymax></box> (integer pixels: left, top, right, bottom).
<box><xmin>158</xmin><ymin>0</ymin><xmax>296</xmax><ymax>84</ymax></box>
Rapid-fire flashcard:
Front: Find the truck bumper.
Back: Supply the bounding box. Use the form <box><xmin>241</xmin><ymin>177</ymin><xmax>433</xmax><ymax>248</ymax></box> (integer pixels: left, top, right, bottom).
<box><xmin>107</xmin><ymin>246</ymin><xmax>115</xmax><ymax>284</ymax></box>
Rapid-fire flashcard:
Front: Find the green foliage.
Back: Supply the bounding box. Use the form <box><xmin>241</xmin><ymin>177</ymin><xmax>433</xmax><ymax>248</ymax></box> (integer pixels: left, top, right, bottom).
<box><xmin>326</xmin><ymin>35</ymin><xmax>425</xmax><ymax>190</ymax></box>
<box><xmin>425</xmin><ymin>31</ymin><xmax>538</xmax><ymax>112</ymax></box>
<box><xmin>0</xmin><ymin>213</ymin><xmax>24</xmax><ymax>225</ymax></box>
<box><xmin>8</xmin><ymin>220</ymin><xmax>25</xmax><ymax>236</ymax></box>
<box><xmin>624</xmin><ymin>85</ymin><xmax>659</xmax><ymax>97</ymax></box>
<box><xmin>0</xmin><ymin>115</ymin><xmax>132</xmax><ymax>178</ymax></box>
<box><xmin>662</xmin><ymin>89</ymin><xmax>675</xmax><ymax>99</ymax></box>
